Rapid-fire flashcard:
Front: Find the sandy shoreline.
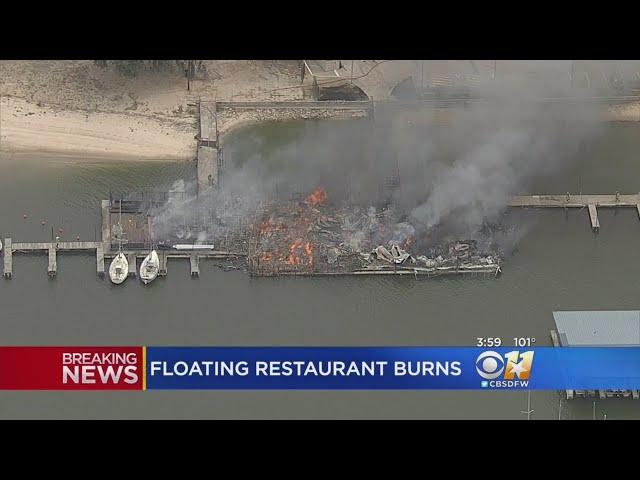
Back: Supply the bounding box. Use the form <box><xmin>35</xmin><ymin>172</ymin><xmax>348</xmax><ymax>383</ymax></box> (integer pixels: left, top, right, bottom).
<box><xmin>0</xmin><ymin>96</ymin><xmax>197</xmax><ymax>160</ymax></box>
<box><xmin>0</xmin><ymin>60</ymin><xmax>309</xmax><ymax>162</ymax></box>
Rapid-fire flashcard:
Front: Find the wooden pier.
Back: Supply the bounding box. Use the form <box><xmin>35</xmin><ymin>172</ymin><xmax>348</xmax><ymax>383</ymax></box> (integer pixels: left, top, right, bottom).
<box><xmin>508</xmin><ymin>193</ymin><xmax>640</xmax><ymax>232</ymax></box>
<box><xmin>158</xmin><ymin>251</ymin><xmax>167</xmax><ymax>277</ymax></box>
<box><xmin>48</xmin><ymin>247</ymin><xmax>56</xmax><ymax>276</ymax></box>
<box><xmin>190</xmin><ymin>254</ymin><xmax>200</xmax><ymax>276</ymax></box>
<box><xmin>96</xmin><ymin>245</ymin><xmax>105</xmax><ymax>276</ymax></box>
<box><xmin>2</xmin><ymin>238</ymin><xmax>243</xmax><ymax>279</ymax></box>
<box><xmin>3</xmin><ymin>240</ymin><xmax>101</xmax><ymax>278</ymax></box>
<box><xmin>127</xmin><ymin>254</ymin><xmax>137</xmax><ymax>277</ymax></box>
<box><xmin>1</xmin><ymin>197</ymin><xmax>245</xmax><ymax>280</ymax></box>
<box><xmin>197</xmin><ymin>101</ymin><xmax>220</xmax><ymax>195</ymax></box>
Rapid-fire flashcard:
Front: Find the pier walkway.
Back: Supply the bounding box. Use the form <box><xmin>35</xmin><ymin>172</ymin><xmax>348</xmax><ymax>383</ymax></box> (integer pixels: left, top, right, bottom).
<box><xmin>197</xmin><ymin>101</ymin><xmax>220</xmax><ymax>194</ymax></box>
<box><xmin>3</xmin><ymin>237</ymin><xmax>244</xmax><ymax>279</ymax></box>
<box><xmin>214</xmin><ymin>100</ymin><xmax>374</xmax><ymax>111</ymax></box>
<box><xmin>508</xmin><ymin>193</ymin><xmax>640</xmax><ymax>232</ymax></box>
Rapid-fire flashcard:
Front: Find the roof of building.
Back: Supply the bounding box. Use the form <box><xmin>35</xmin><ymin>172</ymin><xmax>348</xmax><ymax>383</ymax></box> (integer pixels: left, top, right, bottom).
<box><xmin>553</xmin><ymin>311</ymin><xmax>640</xmax><ymax>346</ymax></box>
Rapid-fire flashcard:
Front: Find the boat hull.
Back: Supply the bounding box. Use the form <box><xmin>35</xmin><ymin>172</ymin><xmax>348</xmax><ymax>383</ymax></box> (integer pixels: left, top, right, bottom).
<box><xmin>140</xmin><ymin>250</ymin><xmax>159</xmax><ymax>284</ymax></box>
<box><xmin>109</xmin><ymin>252</ymin><xmax>129</xmax><ymax>284</ymax></box>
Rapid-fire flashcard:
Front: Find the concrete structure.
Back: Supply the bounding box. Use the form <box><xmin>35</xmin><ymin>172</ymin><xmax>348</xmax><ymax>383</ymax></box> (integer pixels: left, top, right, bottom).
<box><xmin>552</xmin><ymin>310</ymin><xmax>640</xmax><ymax>400</ymax></box>
<box><xmin>554</xmin><ymin>311</ymin><xmax>640</xmax><ymax>346</ymax></box>
<box><xmin>331</xmin><ymin>60</ymin><xmax>640</xmax><ymax>101</ymax></box>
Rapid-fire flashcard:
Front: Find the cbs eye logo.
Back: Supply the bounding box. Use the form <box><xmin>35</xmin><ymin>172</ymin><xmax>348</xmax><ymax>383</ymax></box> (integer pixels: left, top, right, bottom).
<box><xmin>476</xmin><ymin>350</ymin><xmax>534</xmax><ymax>381</ymax></box>
<box><xmin>475</xmin><ymin>351</ymin><xmax>505</xmax><ymax>380</ymax></box>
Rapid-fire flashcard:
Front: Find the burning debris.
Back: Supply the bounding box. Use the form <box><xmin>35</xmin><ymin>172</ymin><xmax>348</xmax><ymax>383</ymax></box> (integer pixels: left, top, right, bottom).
<box><xmin>249</xmin><ymin>187</ymin><xmax>502</xmax><ymax>277</ymax></box>
<box><xmin>132</xmin><ymin>182</ymin><xmax>502</xmax><ymax>278</ymax></box>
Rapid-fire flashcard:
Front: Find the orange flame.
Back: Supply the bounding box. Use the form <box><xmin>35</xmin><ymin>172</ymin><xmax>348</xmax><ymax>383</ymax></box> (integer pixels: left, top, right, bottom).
<box><xmin>304</xmin><ymin>241</ymin><xmax>313</xmax><ymax>266</ymax></box>
<box><xmin>284</xmin><ymin>239</ymin><xmax>314</xmax><ymax>267</ymax></box>
<box><xmin>305</xmin><ymin>186</ymin><xmax>328</xmax><ymax>207</ymax></box>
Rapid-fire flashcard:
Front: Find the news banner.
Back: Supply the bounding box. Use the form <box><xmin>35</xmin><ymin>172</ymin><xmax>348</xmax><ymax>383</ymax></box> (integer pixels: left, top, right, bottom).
<box><xmin>1</xmin><ymin>345</ymin><xmax>640</xmax><ymax>390</ymax></box>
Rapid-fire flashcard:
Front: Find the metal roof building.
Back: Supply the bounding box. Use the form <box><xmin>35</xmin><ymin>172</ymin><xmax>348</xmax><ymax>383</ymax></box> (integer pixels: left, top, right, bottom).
<box><xmin>553</xmin><ymin>311</ymin><xmax>640</xmax><ymax>346</ymax></box>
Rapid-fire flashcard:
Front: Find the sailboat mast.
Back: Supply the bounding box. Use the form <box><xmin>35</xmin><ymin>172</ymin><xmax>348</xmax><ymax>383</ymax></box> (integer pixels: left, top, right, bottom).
<box><xmin>148</xmin><ymin>215</ymin><xmax>153</xmax><ymax>253</ymax></box>
<box><xmin>118</xmin><ymin>198</ymin><xmax>123</xmax><ymax>252</ymax></box>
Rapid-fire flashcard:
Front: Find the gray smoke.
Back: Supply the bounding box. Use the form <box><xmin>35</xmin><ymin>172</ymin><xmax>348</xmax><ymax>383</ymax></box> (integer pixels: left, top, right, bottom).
<box><xmin>407</xmin><ymin>100</ymin><xmax>603</xmax><ymax>237</ymax></box>
<box><xmin>152</xmin><ymin>60</ymin><xmax>619</xmax><ymax>251</ymax></box>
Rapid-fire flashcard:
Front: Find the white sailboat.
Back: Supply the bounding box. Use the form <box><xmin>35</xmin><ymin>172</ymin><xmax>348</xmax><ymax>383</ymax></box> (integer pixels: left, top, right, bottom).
<box><xmin>139</xmin><ymin>217</ymin><xmax>159</xmax><ymax>285</ymax></box>
<box><xmin>109</xmin><ymin>251</ymin><xmax>129</xmax><ymax>284</ymax></box>
<box><xmin>140</xmin><ymin>250</ymin><xmax>159</xmax><ymax>284</ymax></box>
<box><xmin>109</xmin><ymin>199</ymin><xmax>129</xmax><ymax>285</ymax></box>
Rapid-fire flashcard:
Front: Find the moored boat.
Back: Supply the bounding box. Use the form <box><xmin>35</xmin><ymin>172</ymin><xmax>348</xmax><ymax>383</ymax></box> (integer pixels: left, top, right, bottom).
<box><xmin>109</xmin><ymin>251</ymin><xmax>129</xmax><ymax>284</ymax></box>
<box><xmin>140</xmin><ymin>250</ymin><xmax>159</xmax><ymax>284</ymax></box>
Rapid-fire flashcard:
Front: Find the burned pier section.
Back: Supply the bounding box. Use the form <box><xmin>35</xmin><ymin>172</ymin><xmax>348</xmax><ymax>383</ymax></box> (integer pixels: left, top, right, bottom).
<box><xmin>248</xmin><ymin>187</ymin><xmax>502</xmax><ymax>277</ymax></box>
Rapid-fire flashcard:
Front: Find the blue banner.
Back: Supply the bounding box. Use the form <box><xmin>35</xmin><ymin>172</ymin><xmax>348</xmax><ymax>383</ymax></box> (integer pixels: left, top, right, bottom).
<box><xmin>145</xmin><ymin>347</ymin><xmax>640</xmax><ymax>390</ymax></box>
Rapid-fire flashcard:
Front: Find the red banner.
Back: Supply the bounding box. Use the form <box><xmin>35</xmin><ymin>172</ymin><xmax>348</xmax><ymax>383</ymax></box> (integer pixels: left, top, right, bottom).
<box><xmin>0</xmin><ymin>347</ymin><xmax>144</xmax><ymax>390</ymax></box>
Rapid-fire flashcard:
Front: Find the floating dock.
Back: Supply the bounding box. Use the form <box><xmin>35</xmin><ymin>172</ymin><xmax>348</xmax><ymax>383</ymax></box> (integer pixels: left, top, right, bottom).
<box><xmin>1</xmin><ymin>200</ymin><xmax>244</xmax><ymax>279</ymax></box>
<box><xmin>508</xmin><ymin>193</ymin><xmax>640</xmax><ymax>232</ymax></box>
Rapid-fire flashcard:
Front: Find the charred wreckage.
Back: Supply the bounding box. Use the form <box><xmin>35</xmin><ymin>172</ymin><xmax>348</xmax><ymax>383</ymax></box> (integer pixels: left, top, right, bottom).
<box><xmin>247</xmin><ymin>187</ymin><xmax>502</xmax><ymax>278</ymax></box>
<box><xmin>126</xmin><ymin>186</ymin><xmax>502</xmax><ymax>279</ymax></box>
